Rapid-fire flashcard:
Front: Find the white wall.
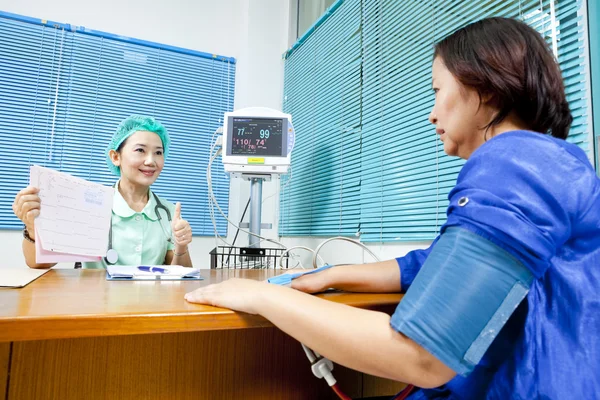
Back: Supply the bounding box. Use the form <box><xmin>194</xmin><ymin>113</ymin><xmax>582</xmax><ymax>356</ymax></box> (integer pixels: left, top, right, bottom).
<box><xmin>0</xmin><ymin>0</ymin><xmax>430</xmax><ymax>270</ymax></box>
<box><xmin>0</xmin><ymin>0</ymin><xmax>245</xmax><ymax>57</ymax></box>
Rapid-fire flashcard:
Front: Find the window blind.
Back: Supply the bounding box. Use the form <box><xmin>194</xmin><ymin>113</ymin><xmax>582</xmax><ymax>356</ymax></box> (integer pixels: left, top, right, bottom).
<box><xmin>0</xmin><ymin>12</ymin><xmax>235</xmax><ymax>235</ymax></box>
<box><xmin>281</xmin><ymin>0</ymin><xmax>593</xmax><ymax>242</ymax></box>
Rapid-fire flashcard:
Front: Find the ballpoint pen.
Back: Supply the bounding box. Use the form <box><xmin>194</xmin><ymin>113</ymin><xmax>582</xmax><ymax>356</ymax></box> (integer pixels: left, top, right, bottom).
<box><xmin>137</xmin><ymin>266</ymin><xmax>169</xmax><ymax>274</ymax></box>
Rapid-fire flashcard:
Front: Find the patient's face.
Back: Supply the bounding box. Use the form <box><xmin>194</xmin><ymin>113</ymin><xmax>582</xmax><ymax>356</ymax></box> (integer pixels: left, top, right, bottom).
<box><xmin>116</xmin><ymin>130</ymin><xmax>165</xmax><ymax>187</ymax></box>
<box><xmin>428</xmin><ymin>57</ymin><xmax>493</xmax><ymax>159</ymax></box>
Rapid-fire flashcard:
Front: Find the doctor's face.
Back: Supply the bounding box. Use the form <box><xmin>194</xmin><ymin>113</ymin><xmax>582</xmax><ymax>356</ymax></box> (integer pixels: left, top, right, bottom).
<box><xmin>114</xmin><ymin>130</ymin><xmax>165</xmax><ymax>187</ymax></box>
<box><xmin>428</xmin><ymin>57</ymin><xmax>493</xmax><ymax>159</ymax></box>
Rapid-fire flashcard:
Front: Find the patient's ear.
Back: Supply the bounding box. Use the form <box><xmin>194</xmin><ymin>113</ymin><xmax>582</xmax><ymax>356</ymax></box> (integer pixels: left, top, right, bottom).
<box><xmin>109</xmin><ymin>149</ymin><xmax>121</xmax><ymax>168</ymax></box>
<box><xmin>480</xmin><ymin>92</ymin><xmax>496</xmax><ymax>106</ymax></box>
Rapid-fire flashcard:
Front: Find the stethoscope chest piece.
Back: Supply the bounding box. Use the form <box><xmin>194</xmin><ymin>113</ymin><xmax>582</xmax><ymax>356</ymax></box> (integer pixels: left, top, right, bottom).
<box><xmin>105</xmin><ymin>248</ymin><xmax>119</xmax><ymax>264</ymax></box>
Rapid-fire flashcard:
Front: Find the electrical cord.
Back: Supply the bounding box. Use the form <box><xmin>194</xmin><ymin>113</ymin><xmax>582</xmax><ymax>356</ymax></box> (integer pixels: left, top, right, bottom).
<box><xmin>223</xmin><ymin>196</ymin><xmax>251</xmax><ymax>267</ymax></box>
<box><xmin>206</xmin><ymin>134</ymin><xmax>288</xmax><ymax>250</ymax></box>
<box><xmin>229</xmin><ymin>196</ymin><xmax>251</xmax><ymax>249</ymax></box>
<box><xmin>261</xmin><ymin>164</ymin><xmax>293</xmax><ymax>207</ymax></box>
<box><xmin>312</xmin><ymin>236</ymin><xmax>381</xmax><ymax>269</ymax></box>
<box><xmin>207</xmin><ymin>129</ymin><xmax>232</xmax><ymax>248</ymax></box>
<box><xmin>278</xmin><ymin>245</ymin><xmax>327</xmax><ymax>270</ymax></box>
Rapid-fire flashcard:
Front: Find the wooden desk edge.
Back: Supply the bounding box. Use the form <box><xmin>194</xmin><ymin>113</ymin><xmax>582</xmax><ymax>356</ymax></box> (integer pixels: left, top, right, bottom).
<box><xmin>0</xmin><ymin>299</ymin><xmax>400</xmax><ymax>343</ymax></box>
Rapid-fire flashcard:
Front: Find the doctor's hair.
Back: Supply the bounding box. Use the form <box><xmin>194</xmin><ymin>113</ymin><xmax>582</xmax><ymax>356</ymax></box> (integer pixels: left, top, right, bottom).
<box><xmin>433</xmin><ymin>17</ymin><xmax>572</xmax><ymax>140</ymax></box>
<box><xmin>114</xmin><ymin>115</ymin><xmax>169</xmax><ymax>153</ymax></box>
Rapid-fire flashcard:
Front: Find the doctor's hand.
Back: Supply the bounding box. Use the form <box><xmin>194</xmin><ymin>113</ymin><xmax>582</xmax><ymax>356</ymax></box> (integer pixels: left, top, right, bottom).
<box><xmin>172</xmin><ymin>202</ymin><xmax>192</xmax><ymax>248</ymax></box>
<box><xmin>13</xmin><ymin>186</ymin><xmax>41</xmax><ymax>232</ymax></box>
<box><xmin>184</xmin><ymin>278</ymin><xmax>270</xmax><ymax>315</ymax></box>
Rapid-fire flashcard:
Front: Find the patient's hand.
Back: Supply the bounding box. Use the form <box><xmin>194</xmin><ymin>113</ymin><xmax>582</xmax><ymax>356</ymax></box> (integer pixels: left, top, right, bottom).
<box><xmin>291</xmin><ymin>270</ymin><xmax>332</xmax><ymax>294</ymax></box>
<box><xmin>185</xmin><ymin>278</ymin><xmax>269</xmax><ymax>314</ymax></box>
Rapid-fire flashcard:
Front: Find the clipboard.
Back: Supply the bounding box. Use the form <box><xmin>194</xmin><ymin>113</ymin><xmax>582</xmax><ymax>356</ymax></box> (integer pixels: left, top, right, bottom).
<box><xmin>106</xmin><ymin>265</ymin><xmax>204</xmax><ymax>281</ymax></box>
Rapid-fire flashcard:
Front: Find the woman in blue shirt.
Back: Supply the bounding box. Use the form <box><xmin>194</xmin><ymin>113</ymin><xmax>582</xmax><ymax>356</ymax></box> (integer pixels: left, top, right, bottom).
<box><xmin>13</xmin><ymin>115</ymin><xmax>194</xmax><ymax>269</ymax></box>
<box><xmin>185</xmin><ymin>18</ymin><xmax>599</xmax><ymax>398</ymax></box>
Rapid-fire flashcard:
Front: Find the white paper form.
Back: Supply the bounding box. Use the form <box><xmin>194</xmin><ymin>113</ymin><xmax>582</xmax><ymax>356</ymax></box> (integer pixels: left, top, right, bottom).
<box><xmin>30</xmin><ymin>166</ymin><xmax>114</xmax><ymax>257</ymax></box>
<box><xmin>106</xmin><ymin>265</ymin><xmax>202</xmax><ymax>279</ymax></box>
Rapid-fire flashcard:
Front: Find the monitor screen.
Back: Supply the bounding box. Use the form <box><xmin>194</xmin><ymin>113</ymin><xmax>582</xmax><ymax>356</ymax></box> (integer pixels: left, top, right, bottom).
<box><xmin>229</xmin><ymin>117</ymin><xmax>285</xmax><ymax>157</ymax></box>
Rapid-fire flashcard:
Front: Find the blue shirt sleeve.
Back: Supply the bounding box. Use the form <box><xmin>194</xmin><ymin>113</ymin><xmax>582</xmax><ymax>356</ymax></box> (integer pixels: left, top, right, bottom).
<box><xmin>395</xmin><ymin>236</ymin><xmax>440</xmax><ymax>292</ymax></box>
<box><xmin>442</xmin><ymin>131</ymin><xmax>592</xmax><ymax>278</ymax></box>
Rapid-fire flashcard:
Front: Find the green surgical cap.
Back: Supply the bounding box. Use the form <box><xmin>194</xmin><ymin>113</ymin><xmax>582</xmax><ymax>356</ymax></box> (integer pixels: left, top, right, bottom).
<box><xmin>106</xmin><ymin>115</ymin><xmax>170</xmax><ymax>176</ymax></box>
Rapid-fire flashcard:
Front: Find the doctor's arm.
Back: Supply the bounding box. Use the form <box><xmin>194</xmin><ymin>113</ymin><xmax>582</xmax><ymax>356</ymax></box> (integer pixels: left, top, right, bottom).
<box><xmin>165</xmin><ymin>249</ymin><xmax>192</xmax><ymax>267</ymax></box>
<box><xmin>13</xmin><ymin>187</ymin><xmax>56</xmax><ymax>269</ymax></box>
<box><xmin>21</xmin><ymin>233</ymin><xmax>57</xmax><ymax>269</ymax></box>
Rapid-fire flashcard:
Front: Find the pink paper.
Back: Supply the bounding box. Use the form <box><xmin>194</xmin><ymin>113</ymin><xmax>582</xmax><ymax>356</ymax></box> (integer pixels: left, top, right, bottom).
<box><xmin>35</xmin><ymin>227</ymin><xmax>101</xmax><ymax>263</ymax></box>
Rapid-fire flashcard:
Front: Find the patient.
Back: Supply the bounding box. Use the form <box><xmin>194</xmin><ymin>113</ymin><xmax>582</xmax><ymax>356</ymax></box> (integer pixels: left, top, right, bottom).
<box><xmin>184</xmin><ymin>17</ymin><xmax>600</xmax><ymax>398</ymax></box>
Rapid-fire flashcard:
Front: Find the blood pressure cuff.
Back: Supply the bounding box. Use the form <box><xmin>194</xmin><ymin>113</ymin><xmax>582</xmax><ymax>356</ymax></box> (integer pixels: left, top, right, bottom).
<box><xmin>396</xmin><ymin>236</ymin><xmax>439</xmax><ymax>292</ymax></box>
<box><xmin>390</xmin><ymin>227</ymin><xmax>534</xmax><ymax>376</ymax></box>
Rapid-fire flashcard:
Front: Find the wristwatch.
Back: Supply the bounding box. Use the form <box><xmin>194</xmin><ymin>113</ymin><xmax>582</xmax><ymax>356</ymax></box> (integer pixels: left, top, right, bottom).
<box><xmin>23</xmin><ymin>226</ymin><xmax>35</xmax><ymax>243</ymax></box>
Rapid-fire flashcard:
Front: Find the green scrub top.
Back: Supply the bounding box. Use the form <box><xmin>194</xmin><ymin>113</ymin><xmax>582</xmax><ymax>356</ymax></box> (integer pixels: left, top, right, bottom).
<box><xmin>83</xmin><ymin>182</ymin><xmax>175</xmax><ymax>269</ymax></box>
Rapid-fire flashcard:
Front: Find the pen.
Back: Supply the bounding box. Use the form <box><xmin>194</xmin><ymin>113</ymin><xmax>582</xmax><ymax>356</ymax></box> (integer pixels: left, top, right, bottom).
<box><xmin>137</xmin><ymin>266</ymin><xmax>169</xmax><ymax>274</ymax></box>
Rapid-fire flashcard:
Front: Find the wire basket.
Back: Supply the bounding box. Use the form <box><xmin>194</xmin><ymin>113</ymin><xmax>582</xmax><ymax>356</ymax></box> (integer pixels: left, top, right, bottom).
<box><xmin>209</xmin><ymin>246</ymin><xmax>290</xmax><ymax>269</ymax></box>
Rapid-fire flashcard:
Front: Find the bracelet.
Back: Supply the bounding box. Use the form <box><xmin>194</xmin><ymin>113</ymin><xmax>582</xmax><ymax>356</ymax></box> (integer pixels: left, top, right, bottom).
<box><xmin>23</xmin><ymin>226</ymin><xmax>35</xmax><ymax>243</ymax></box>
<box><xmin>174</xmin><ymin>249</ymin><xmax>188</xmax><ymax>257</ymax></box>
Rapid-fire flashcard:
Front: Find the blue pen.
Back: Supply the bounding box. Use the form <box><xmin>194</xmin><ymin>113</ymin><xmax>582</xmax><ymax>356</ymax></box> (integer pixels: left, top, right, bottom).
<box><xmin>137</xmin><ymin>266</ymin><xmax>169</xmax><ymax>274</ymax></box>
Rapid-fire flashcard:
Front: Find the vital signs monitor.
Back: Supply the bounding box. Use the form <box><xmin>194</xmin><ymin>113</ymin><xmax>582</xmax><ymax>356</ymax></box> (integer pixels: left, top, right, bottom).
<box><xmin>222</xmin><ymin>107</ymin><xmax>294</xmax><ymax>175</ymax></box>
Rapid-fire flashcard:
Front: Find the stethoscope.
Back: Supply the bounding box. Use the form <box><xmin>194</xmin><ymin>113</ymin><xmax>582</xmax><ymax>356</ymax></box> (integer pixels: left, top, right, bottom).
<box><xmin>105</xmin><ymin>190</ymin><xmax>174</xmax><ymax>265</ymax></box>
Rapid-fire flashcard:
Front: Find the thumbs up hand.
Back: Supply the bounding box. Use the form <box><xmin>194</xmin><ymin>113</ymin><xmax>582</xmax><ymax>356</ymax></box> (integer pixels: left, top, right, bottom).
<box><xmin>172</xmin><ymin>202</ymin><xmax>192</xmax><ymax>249</ymax></box>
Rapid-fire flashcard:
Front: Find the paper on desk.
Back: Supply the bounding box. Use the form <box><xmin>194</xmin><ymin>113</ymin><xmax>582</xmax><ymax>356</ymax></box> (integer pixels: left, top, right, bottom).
<box><xmin>107</xmin><ymin>265</ymin><xmax>202</xmax><ymax>278</ymax></box>
<box><xmin>30</xmin><ymin>165</ymin><xmax>114</xmax><ymax>259</ymax></box>
<box><xmin>0</xmin><ymin>268</ymin><xmax>50</xmax><ymax>288</ymax></box>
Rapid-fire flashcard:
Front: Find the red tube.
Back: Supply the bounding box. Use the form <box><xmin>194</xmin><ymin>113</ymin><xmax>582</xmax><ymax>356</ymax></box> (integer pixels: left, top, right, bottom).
<box><xmin>331</xmin><ymin>383</ymin><xmax>353</xmax><ymax>400</ymax></box>
<box><xmin>391</xmin><ymin>384</ymin><xmax>415</xmax><ymax>400</ymax></box>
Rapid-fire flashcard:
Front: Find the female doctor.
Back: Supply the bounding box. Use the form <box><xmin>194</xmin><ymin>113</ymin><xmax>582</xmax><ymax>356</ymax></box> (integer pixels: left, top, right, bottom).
<box><xmin>184</xmin><ymin>17</ymin><xmax>599</xmax><ymax>398</ymax></box>
<box><xmin>13</xmin><ymin>115</ymin><xmax>193</xmax><ymax>269</ymax></box>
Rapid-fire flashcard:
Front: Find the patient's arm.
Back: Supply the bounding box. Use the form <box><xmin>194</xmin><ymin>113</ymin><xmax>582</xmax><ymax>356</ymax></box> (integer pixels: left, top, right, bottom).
<box><xmin>292</xmin><ymin>259</ymin><xmax>401</xmax><ymax>293</ymax></box>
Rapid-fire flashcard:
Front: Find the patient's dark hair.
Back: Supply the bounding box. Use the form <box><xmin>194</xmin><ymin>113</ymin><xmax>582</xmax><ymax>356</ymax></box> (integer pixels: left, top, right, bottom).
<box><xmin>434</xmin><ymin>17</ymin><xmax>572</xmax><ymax>139</ymax></box>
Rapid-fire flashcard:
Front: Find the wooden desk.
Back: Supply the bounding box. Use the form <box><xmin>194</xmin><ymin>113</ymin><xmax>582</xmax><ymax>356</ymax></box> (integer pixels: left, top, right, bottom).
<box><xmin>0</xmin><ymin>269</ymin><xmax>405</xmax><ymax>399</ymax></box>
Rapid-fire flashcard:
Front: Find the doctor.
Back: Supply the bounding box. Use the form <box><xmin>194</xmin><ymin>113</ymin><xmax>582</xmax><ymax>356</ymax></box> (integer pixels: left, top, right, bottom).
<box><xmin>13</xmin><ymin>115</ymin><xmax>193</xmax><ymax>269</ymax></box>
<box><xmin>184</xmin><ymin>17</ymin><xmax>599</xmax><ymax>398</ymax></box>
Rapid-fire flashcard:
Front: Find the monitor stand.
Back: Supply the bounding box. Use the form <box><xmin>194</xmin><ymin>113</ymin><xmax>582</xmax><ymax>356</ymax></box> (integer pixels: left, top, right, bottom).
<box><xmin>239</xmin><ymin>174</ymin><xmax>273</xmax><ymax>248</ymax></box>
